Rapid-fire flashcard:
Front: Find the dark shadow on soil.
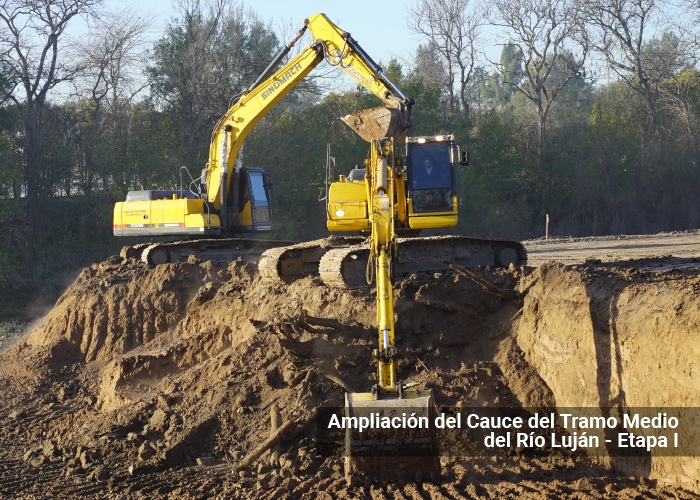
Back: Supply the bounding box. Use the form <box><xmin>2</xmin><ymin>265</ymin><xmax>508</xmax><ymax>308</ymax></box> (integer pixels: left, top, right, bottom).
<box><xmin>587</xmin><ymin>278</ymin><xmax>651</xmax><ymax>476</ymax></box>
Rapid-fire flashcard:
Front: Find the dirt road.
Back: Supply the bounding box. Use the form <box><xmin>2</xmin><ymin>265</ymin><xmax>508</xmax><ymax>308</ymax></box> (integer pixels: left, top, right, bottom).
<box><xmin>525</xmin><ymin>230</ymin><xmax>700</xmax><ymax>268</ymax></box>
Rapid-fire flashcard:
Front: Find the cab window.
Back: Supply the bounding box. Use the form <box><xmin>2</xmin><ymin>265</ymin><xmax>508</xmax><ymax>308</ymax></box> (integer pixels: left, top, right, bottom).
<box><xmin>408</xmin><ymin>142</ymin><xmax>452</xmax><ymax>191</ymax></box>
<box><xmin>248</xmin><ymin>170</ymin><xmax>270</xmax><ymax>206</ymax></box>
<box><xmin>408</xmin><ymin>142</ymin><xmax>454</xmax><ymax>213</ymax></box>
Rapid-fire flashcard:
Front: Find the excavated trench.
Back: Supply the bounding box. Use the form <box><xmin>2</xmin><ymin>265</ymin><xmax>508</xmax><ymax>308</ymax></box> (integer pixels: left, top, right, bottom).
<box><xmin>0</xmin><ymin>253</ymin><xmax>699</xmax><ymax>498</ymax></box>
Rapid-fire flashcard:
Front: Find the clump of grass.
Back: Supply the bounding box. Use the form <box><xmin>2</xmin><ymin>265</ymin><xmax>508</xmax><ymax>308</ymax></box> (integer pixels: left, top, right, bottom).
<box><xmin>0</xmin><ymin>319</ymin><xmax>27</xmax><ymax>336</ymax></box>
<box><xmin>0</xmin><ymin>320</ymin><xmax>29</xmax><ymax>352</ymax></box>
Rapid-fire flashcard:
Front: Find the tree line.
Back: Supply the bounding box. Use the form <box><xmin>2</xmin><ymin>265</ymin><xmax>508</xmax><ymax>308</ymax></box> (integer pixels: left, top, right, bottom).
<box><xmin>1</xmin><ymin>0</ymin><xmax>700</xmax><ymax>294</ymax></box>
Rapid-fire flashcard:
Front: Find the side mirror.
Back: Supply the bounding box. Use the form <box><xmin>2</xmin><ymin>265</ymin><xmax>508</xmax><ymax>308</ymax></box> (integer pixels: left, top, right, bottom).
<box><xmin>459</xmin><ymin>148</ymin><xmax>469</xmax><ymax>166</ymax></box>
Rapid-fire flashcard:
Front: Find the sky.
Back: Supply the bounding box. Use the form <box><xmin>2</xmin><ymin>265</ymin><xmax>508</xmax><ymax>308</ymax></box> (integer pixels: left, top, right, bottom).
<box><xmin>111</xmin><ymin>0</ymin><xmax>426</xmax><ymax>68</ymax></box>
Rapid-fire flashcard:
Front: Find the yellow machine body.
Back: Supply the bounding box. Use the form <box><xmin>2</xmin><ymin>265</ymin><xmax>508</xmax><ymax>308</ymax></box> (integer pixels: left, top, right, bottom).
<box><xmin>326</xmin><ymin>180</ymin><xmax>370</xmax><ymax>232</ymax></box>
<box><xmin>329</xmin><ymin>137</ymin><xmax>452</xmax><ymax>483</ymax></box>
<box><xmin>113</xmin><ymin>196</ymin><xmax>221</xmax><ymax>236</ymax></box>
<box><xmin>327</xmin><ymin>134</ymin><xmax>461</xmax><ymax>236</ymax></box>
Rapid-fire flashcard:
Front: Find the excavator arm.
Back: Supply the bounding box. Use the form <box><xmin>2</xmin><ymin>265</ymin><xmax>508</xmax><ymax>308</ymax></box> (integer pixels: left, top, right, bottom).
<box><xmin>304</xmin><ymin>13</ymin><xmax>411</xmax><ymax>110</ymax></box>
<box><xmin>203</xmin><ymin>26</ymin><xmax>317</xmax><ymax>210</ymax></box>
<box><xmin>203</xmin><ymin>13</ymin><xmax>413</xmax><ymax>226</ymax></box>
<box><xmin>342</xmin><ymin>137</ymin><xmax>442</xmax><ymax>485</ymax></box>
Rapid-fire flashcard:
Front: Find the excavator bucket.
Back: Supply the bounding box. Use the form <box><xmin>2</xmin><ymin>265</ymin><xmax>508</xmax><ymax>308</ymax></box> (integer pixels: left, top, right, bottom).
<box><xmin>344</xmin><ymin>389</ymin><xmax>441</xmax><ymax>485</ymax></box>
<box><xmin>342</xmin><ymin>104</ymin><xmax>412</xmax><ymax>143</ymax></box>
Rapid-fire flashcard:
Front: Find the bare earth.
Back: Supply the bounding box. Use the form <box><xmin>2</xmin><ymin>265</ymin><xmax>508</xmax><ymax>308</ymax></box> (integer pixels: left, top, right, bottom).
<box><xmin>525</xmin><ymin>230</ymin><xmax>700</xmax><ymax>268</ymax></box>
<box><xmin>1</xmin><ymin>232</ymin><xmax>700</xmax><ymax>499</ymax></box>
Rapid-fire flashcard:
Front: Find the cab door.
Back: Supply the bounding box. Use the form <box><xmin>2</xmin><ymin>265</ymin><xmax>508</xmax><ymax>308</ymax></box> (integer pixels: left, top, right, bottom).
<box><xmin>236</xmin><ymin>168</ymin><xmax>272</xmax><ymax>232</ymax></box>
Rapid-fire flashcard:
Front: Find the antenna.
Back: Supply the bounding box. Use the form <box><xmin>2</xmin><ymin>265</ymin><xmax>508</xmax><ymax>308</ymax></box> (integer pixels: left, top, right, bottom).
<box><xmin>321</xmin><ymin>144</ymin><xmax>335</xmax><ymax>208</ymax></box>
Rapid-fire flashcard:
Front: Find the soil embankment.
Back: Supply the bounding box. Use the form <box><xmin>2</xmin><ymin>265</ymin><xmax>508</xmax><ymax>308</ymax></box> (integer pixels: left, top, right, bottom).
<box><xmin>1</xmin><ymin>237</ymin><xmax>699</xmax><ymax>498</ymax></box>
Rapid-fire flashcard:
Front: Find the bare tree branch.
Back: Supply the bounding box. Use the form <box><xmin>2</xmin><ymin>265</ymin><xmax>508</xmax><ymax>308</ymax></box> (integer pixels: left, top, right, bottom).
<box><xmin>491</xmin><ymin>0</ymin><xmax>588</xmax><ymax>148</ymax></box>
<box><xmin>408</xmin><ymin>0</ymin><xmax>485</xmax><ymax>116</ymax></box>
<box><xmin>577</xmin><ymin>0</ymin><xmax>663</xmax><ymax>126</ymax></box>
<box><xmin>64</xmin><ymin>8</ymin><xmax>150</xmax><ymax>194</ymax></box>
<box><xmin>0</xmin><ymin>0</ymin><xmax>103</xmax><ymax>197</ymax></box>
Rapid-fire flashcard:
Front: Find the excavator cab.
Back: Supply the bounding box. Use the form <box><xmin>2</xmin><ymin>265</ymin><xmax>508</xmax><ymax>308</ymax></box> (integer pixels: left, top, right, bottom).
<box><xmin>405</xmin><ymin>135</ymin><xmax>460</xmax><ymax>230</ymax></box>
<box><xmin>113</xmin><ymin>168</ymin><xmax>273</xmax><ymax>238</ymax></box>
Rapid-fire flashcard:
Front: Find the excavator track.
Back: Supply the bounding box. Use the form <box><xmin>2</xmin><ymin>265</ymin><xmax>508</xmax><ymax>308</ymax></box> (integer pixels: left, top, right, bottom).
<box><xmin>319</xmin><ymin>244</ymin><xmax>370</xmax><ymax>288</ymax></box>
<box><xmin>394</xmin><ymin>235</ymin><xmax>527</xmax><ymax>275</ymax></box>
<box><xmin>119</xmin><ymin>238</ymin><xmax>293</xmax><ymax>267</ymax></box>
<box><xmin>258</xmin><ymin>236</ymin><xmax>365</xmax><ymax>283</ymax></box>
<box><xmin>122</xmin><ymin>235</ymin><xmax>527</xmax><ymax>281</ymax></box>
<box><xmin>262</xmin><ymin>235</ymin><xmax>527</xmax><ymax>289</ymax></box>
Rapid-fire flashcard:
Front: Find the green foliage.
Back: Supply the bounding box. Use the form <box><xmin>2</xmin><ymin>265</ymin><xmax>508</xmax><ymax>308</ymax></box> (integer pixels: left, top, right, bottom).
<box><xmin>0</xmin><ymin>320</ymin><xmax>26</xmax><ymax>336</ymax></box>
<box><xmin>413</xmin><ymin>42</ymin><xmax>447</xmax><ymax>92</ymax></box>
<box><xmin>0</xmin><ymin>318</ymin><xmax>28</xmax><ymax>354</ymax></box>
<box><xmin>244</xmin><ymin>91</ymin><xmax>373</xmax><ymax>241</ymax></box>
<box><xmin>0</xmin><ymin>132</ymin><xmax>17</xmax><ymax>198</ymax></box>
<box><xmin>479</xmin><ymin>43</ymin><xmax>522</xmax><ymax>109</ymax></box>
<box><xmin>459</xmin><ymin>111</ymin><xmax>533</xmax><ymax>237</ymax></box>
<box><xmin>404</xmin><ymin>79</ymin><xmax>447</xmax><ymax>135</ymax></box>
<box><xmin>0</xmin><ymin>194</ymin><xmax>119</xmax><ymax>299</ymax></box>
<box><xmin>147</xmin><ymin>6</ymin><xmax>279</xmax><ymax>168</ymax></box>
<box><xmin>642</xmin><ymin>31</ymin><xmax>689</xmax><ymax>85</ymax></box>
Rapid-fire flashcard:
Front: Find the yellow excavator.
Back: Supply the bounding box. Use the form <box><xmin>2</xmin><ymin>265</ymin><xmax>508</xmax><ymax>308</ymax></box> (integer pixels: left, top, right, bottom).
<box><xmin>113</xmin><ymin>13</ymin><xmax>412</xmax><ymax>265</ymax></box>
<box><xmin>320</xmin><ymin>134</ymin><xmax>525</xmax><ymax>483</ymax></box>
<box><xmin>114</xmin><ymin>12</ymin><xmax>526</xmax><ymax>484</ymax></box>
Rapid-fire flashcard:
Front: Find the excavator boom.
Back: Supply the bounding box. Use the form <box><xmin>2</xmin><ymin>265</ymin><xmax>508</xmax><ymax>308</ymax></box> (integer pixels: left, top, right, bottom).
<box><xmin>204</xmin><ymin>13</ymin><xmax>414</xmax><ymax>211</ymax></box>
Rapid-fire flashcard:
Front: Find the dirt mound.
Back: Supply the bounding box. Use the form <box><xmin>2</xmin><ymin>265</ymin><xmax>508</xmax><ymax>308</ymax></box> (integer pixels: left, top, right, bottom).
<box><xmin>518</xmin><ymin>262</ymin><xmax>700</xmax><ymax>490</ymax></box>
<box><xmin>0</xmin><ymin>254</ymin><xmax>698</xmax><ymax>498</ymax></box>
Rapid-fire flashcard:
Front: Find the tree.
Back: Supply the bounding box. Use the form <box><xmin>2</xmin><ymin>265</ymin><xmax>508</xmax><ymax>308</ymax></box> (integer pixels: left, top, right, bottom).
<box><xmin>642</xmin><ymin>31</ymin><xmax>690</xmax><ymax>84</ymax></box>
<box><xmin>492</xmin><ymin>0</ymin><xmax>588</xmax><ymax>149</ymax></box>
<box><xmin>0</xmin><ymin>0</ymin><xmax>103</xmax><ymax>198</ymax></box>
<box><xmin>408</xmin><ymin>0</ymin><xmax>484</xmax><ymax>116</ymax></box>
<box><xmin>479</xmin><ymin>43</ymin><xmax>523</xmax><ymax>109</ymax></box>
<box><xmin>413</xmin><ymin>41</ymin><xmax>448</xmax><ymax>91</ymax></box>
<box><xmin>71</xmin><ymin>9</ymin><xmax>150</xmax><ymax>194</ymax></box>
<box><xmin>459</xmin><ymin>110</ymin><xmax>533</xmax><ymax>236</ymax></box>
<box><xmin>0</xmin><ymin>109</ymin><xmax>21</xmax><ymax>198</ymax></box>
<box><xmin>658</xmin><ymin>69</ymin><xmax>700</xmax><ymax>154</ymax></box>
<box><xmin>577</xmin><ymin>0</ymin><xmax>671</xmax><ymax>127</ymax></box>
<box><xmin>147</xmin><ymin>0</ymin><xmax>279</xmax><ymax>168</ymax></box>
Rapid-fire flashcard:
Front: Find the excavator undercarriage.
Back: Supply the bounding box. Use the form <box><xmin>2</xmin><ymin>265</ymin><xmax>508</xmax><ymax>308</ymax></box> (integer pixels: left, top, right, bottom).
<box><xmin>119</xmin><ymin>238</ymin><xmax>292</xmax><ymax>267</ymax></box>
<box><xmin>258</xmin><ymin>235</ymin><xmax>527</xmax><ymax>289</ymax></box>
<box><xmin>121</xmin><ymin>235</ymin><xmax>526</xmax><ymax>288</ymax></box>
